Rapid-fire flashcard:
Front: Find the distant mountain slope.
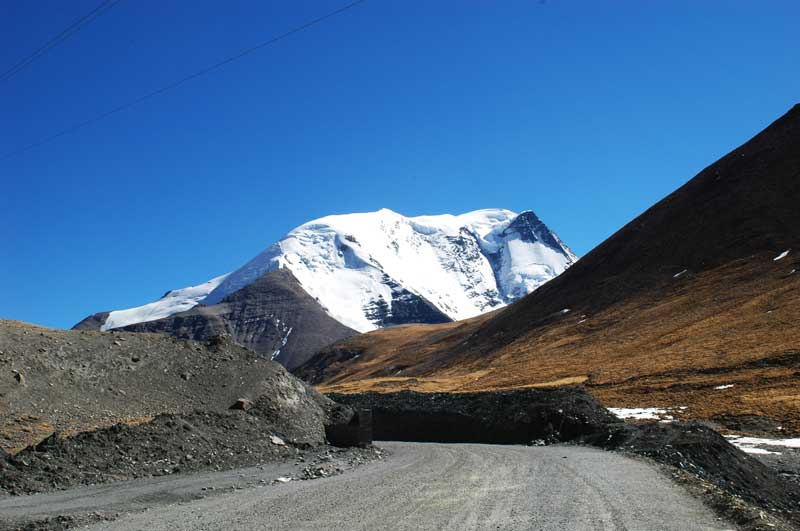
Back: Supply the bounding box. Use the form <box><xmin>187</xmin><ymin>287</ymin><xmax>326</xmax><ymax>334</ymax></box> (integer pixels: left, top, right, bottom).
<box><xmin>295</xmin><ymin>105</ymin><xmax>800</xmax><ymax>433</ymax></box>
<box><xmin>120</xmin><ymin>269</ymin><xmax>357</xmax><ymax>370</ymax></box>
<box><xmin>75</xmin><ymin>208</ymin><xmax>576</xmax><ymax>365</ymax></box>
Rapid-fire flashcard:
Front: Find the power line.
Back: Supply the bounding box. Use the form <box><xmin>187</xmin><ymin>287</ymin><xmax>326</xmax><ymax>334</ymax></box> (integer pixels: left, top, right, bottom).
<box><xmin>1</xmin><ymin>0</ymin><xmax>122</xmax><ymax>82</ymax></box>
<box><xmin>1</xmin><ymin>0</ymin><xmax>366</xmax><ymax>162</ymax></box>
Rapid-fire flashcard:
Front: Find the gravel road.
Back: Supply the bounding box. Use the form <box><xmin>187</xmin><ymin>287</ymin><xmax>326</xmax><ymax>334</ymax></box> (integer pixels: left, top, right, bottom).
<box><xmin>1</xmin><ymin>443</ymin><xmax>734</xmax><ymax>531</ymax></box>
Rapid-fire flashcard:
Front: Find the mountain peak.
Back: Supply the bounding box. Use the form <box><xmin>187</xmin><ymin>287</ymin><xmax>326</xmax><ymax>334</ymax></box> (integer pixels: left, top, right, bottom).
<box><xmin>503</xmin><ymin>210</ymin><xmax>575</xmax><ymax>261</ymax></box>
<box><xmin>201</xmin><ymin>208</ymin><xmax>575</xmax><ymax>330</ymax></box>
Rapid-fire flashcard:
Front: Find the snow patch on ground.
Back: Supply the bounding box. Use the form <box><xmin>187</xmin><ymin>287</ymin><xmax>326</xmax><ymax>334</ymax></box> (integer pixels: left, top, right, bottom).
<box><xmin>608</xmin><ymin>406</ymin><xmax>689</xmax><ymax>422</ymax></box>
<box><xmin>609</xmin><ymin>408</ymin><xmax>670</xmax><ymax>420</ymax></box>
<box><xmin>725</xmin><ymin>435</ymin><xmax>800</xmax><ymax>455</ymax></box>
<box><xmin>773</xmin><ymin>250</ymin><xmax>790</xmax><ymax>261</ymax></box>
<box><xmin>673</xmin><ymin>269</ymin><xmax>687</xmax><ymax>278</ymax></box>
<box><xmin>102</xmin><ymin>273</ymin><xmax>230</xmax><ymax>331</ymax></box>
<box><xmin>714</xmin><ymin>384</ymin><xmax>735</xmax><ymax>390</ymax></box>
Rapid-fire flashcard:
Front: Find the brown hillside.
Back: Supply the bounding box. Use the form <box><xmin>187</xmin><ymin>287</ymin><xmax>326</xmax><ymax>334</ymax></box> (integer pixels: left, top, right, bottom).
<box><xmin>296</xmin><ymin>105</ymin><xmax>800</xmax><ymax>433</ymax></box>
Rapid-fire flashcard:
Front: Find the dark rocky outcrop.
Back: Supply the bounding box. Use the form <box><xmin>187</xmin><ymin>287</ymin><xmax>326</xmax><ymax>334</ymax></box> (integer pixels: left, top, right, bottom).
<box><xmin>363</xmin><ymin>275</ymin><xmax>451</xmax><ymax>327</ymax></box>
<box><xmin>71</xmin><ymin>311</ymin><xmax>109</xmax><ymax>331</ymax></box>
<box><xmin>325</xmin><ymin>408</ymin><xmax>373</xmax><ymax>448</ymax></box>
<box><xmin>328</xmin><ymin>388</ymin><xmax>621</xmax><ymax>444</ymax></box>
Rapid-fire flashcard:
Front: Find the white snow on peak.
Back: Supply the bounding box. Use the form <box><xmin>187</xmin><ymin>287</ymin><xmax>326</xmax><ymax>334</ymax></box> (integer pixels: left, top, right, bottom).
<box><xmin>101</xmin><ymin>273</ymin><xmax>229</xmax><ymax>331</ymax></box>
<box><xmin>203</xmin><ymin>208</ymin><xmax>576</xmax><ymax>332</ymax></box>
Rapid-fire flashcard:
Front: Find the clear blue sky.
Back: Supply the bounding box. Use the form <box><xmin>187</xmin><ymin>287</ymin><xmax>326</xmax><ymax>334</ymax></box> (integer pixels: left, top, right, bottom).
<box><xmin>2</xmin><ymin>0</ymin><xmax>798</xmax><ymax>329</ymax></box>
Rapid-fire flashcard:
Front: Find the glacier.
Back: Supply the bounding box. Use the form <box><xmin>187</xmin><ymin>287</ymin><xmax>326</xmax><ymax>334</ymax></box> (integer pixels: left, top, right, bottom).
<box><xmin>204</xmin><ymin>208</ymin><xmax>576</xmax><ymax>331</ymax></box>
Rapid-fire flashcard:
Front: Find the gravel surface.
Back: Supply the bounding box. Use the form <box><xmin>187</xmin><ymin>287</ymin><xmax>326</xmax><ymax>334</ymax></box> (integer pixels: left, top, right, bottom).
<box><xmin>0</xmin><ymin>445</ymin><xmax>382</xmax><ymax>531</ymax></box>
<box><xmin>2</xmin><ymin>443</ymin><xmax>735</xmax><ymax>531</ymax></box>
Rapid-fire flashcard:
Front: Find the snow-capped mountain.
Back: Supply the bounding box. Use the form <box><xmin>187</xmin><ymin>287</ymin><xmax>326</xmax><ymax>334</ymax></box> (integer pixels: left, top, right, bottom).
<box><xmin>74</xmin><ymin>208</ymin><xmax>576</xmax><ymax>366</ymax></box>
<box><xmin>203</xmin><ymin>208</ymin><xmax>575</xmax><ymax>331</ymax></box>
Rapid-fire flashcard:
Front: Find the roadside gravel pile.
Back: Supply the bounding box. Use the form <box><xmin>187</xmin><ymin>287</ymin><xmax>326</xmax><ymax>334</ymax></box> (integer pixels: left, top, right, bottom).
<box><xmin>1</xmin><ymin>372</ymin><xmax>357</xmax><ymax>495</ymax></box>
<box><xmin>1</xmin><ymin>411</ymin><xmax>290</xmax><ymax>495</ymax></box>
<box><xmin>0</xmin><ymin>407</ymin><xmax>362</xmax><ymax>496</ymax></box>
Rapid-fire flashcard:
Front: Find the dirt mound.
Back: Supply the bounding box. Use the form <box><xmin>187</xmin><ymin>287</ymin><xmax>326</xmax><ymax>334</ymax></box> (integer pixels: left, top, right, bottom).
<box><xmin>0</xmin><ymin>384</ymin><xmax>356</xmax><ymax>495</ymax></box>
<box><xmin>0</xmin><ymin>319</ymin><xmax>321</xmax><ymax>453</ymax></box>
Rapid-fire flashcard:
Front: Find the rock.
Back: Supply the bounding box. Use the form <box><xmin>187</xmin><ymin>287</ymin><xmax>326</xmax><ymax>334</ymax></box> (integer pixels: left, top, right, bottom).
<box><xmin>13</xmin><ymin>370</ymin><xmax>25</xmax><ymax>386</ymax></box>
<box><xmin>230</xmin><ymin>398</ymin><xmax>253</xmax><ymax>411</ymax></box>
<box><xmin>131</xmin><ymin>356</ymin><xmax>141</xmax><ymax>363</ymax></box>
<box><xmin>180</xmin><ymin>372</ymin><xmax>190</xmax><ymax>381</ymax></box>
<box><xmin>325</xmin><ymin>407</ymin><xmax>372</xmax><ymax>448</ymax></box>
<box><xmin>269</xmin><ymin>435</ymin><xmax>286</xmax><ymax>446</ymax></box>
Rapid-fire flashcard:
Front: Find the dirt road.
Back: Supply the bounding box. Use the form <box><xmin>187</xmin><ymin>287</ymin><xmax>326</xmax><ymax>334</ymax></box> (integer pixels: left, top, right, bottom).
<box><xmin>1</xmin><ymin>443</ymin><xmax>733</xmax><ymax>531</ymax></box>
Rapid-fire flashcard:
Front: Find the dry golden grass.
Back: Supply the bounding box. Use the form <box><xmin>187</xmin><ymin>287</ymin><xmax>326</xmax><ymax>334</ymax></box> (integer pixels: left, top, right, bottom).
<box><xmin>315</xmin><ymin>256</ymin><xmax>800</xmax><ymax>433</ymax></box>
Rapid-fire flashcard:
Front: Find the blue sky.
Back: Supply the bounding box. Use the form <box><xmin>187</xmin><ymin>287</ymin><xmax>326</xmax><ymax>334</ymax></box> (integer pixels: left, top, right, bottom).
<box><xmin>2</xmin><ymin>0</ymin><xmax>798</xmax><ymax>329</ymax></box>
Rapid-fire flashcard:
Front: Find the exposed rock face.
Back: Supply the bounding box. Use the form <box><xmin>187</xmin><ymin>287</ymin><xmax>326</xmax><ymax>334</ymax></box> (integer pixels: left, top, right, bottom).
<box><xmin>328</xmin><ymin>388</ymin><xmax>620</xmax><ymax>444</ymax></box>
<box><xmin>363</xmin><ymin>275</ymin><xmax>451</xmax><ymax>327</ymax></box>
<box><xmin>120</xmin><ymin>269</ymin><xmax>357</xmax><ymax>370</ymax></box>
<box><xmin>72</xmin><ymin>311</ymin><xmax>109</xmax><ymax>331</ymax></box>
